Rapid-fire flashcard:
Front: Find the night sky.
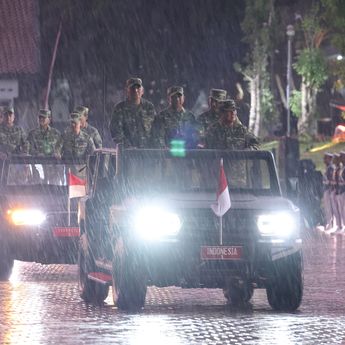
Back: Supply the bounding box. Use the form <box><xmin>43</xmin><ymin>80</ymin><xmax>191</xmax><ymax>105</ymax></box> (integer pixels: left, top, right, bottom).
<box><xmin>40</xmin><ymin>0</ymin><xmax>246</xmax><ymax>101</ymax></box>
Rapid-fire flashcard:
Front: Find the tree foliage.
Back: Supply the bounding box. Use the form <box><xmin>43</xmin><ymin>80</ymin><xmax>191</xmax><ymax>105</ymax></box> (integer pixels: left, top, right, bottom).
<box><xmin>293</xmin><ymin>48</ymin><xmax>328</xmax><ymax>89</ymax></box>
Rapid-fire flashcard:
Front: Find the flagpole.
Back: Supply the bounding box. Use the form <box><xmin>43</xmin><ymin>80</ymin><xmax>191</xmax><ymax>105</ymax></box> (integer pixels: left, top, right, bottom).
<box><xmin>68</xmin><ymin>168</ymin><xmax>71</xmax><ymax>226</ymax></box>
<box><xmin>220</xmin><ymin>216</ymin><xmax>223</xmax><ymax>245</ymax></box>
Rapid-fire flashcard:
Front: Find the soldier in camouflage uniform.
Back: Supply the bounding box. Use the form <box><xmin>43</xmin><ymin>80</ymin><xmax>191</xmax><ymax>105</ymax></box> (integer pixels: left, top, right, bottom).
<box><xmin>27</xmin><ymin>109</ymin><xmax>62</xmax><ymax>157</ymax></box>
<box><xmin>0</xmin><ymin>106</ymin><xmax>28</xmax><ymax>154</ymax></box>
<box><xmin>204</xmin><ymin>99</ymin><xmax>259</xmax><ymax>150</ymax></box>
<box><xmin>198</xmin><ymin>88</ymin><xmax>227</xmax><ymax>132</ymax></box>
<box><xmin>110</xmin><ymin>77</ymin><xmax>156</xmax><ymax>148</ymax></box>
<box><xmin>62</xmin><ymin>113</ymin><xmax>95</xmax><ymax>160</ymax></box>
<box><xmin>151</xmin><ymin>86</ymin><xmax>199</xmax><ymax>148</ymax></box>
<box><xmin>74</xmin><ymin>105</ymin><xmax>102</xmax><ymax>148</ymax></box>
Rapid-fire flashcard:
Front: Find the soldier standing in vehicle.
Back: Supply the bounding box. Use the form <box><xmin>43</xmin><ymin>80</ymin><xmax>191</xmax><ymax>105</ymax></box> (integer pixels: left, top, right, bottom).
<box><xmin>0</xmin><ymin>106</ymin><xmax>28</xmax><ymax>154</ymax></box>
<box><xmin>204</xmin><ymin>99</ymin><xmax>259</xmax><ymax>150</ymax></box>
<box><xmin>62</xmin><ymin>113</ymin><xmax>95</xmax><ymax>160</ymax></box>
<box><xmin>27</xmin><ymin>109</ymin><xmax>62</xmax><ymax>157</ymax></box>
<box><xmin>151</xmin><ymin>86</ymin><xmax>199</xmax><ymax>148</ymax></box>
<box><xmin>110</xmin><ymin>77</ymin><xmax>156</xmax><ymax>148</ymax></box>
<box><xmin>198</xmin><ymin>88</ymin><xmax>227</xmax><ymax>133</ymax></box>
<box><xmin>74</xmin><ymin>105</ymin><xmax>102</xmax><ymax>149</ymax></box>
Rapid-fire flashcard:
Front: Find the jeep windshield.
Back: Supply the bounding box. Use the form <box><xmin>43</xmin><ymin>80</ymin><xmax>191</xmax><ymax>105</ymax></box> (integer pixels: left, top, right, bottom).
<box><xmin>1</xmin><ymin>157</ymin><xmax>86</xmax><ymax>188</ymax></box>
<box><xmin>121</xmin><ymin>149</ymin><xmax>280</xmax><ymax>196</ymax></box>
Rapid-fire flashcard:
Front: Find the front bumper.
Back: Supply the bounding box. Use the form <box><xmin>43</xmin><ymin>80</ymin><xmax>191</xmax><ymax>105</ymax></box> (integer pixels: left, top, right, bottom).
<box><xmin>1</xmin><ymin>216</ymin><xmax>79</xmax><ymax>264</ymax></box>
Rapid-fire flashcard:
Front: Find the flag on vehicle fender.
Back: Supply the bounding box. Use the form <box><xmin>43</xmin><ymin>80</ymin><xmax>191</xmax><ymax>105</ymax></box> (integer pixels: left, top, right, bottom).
<box><xmin>211</xmin><ymin>158</ymin><xmax>231</xmax><ymax>216</ymax></box>
<box><xmin>68</xmin><ymin>172</ymin><xmax>86</xmax><ymax>198</ymax></box>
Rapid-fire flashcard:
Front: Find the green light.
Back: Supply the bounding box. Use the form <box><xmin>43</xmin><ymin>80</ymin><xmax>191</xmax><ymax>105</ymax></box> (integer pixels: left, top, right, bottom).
<box><xmin>170</xmin><ymin>140</ymin><xmax>186</xmax><ymax>157</ymax></box>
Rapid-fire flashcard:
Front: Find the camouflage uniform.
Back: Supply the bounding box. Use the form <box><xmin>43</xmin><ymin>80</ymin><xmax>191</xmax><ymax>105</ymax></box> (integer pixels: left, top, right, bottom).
<box><xmin>205</xmin><ymin>118</ymin><xmax>259</xmax><ymax>150</ymax></box>
<box><xmin>62</xmin><ymin>128</ymin><xmax>95</xmax><ymax>160</ymax></box>
<box><xmin>152</xmin><ymin>107</ymin><xmax>199</xmax><ymax>148</ymax></box>
<box><xmin>204</xmin><ymin>99</ymin><xmax>259</xmax><ymax>150</ymax></box>
<box><xmin>0</xmin><ymin>124</ymin><xmax>28</xmax><ymax>154</ymax></box>
<box><xmin>110</xmin><ymin>98</ymin><xmax>156</xmax><ymax>148</ymax></box>
<box><xmin>198</xmin><ymin>89</ymin><xmax>228</xmax><ymax>133</ymax></box>
<box><xmin>28</xmin><ymin>126</ymin><xmax>62</xmax><ymax>156</ymax></box>
<box><xmin>74</xmin><ymin>105</ymin><xmax>102</xmax><ymax>149</ymax></box>
<box><xmin>83</xmin><ymin>124</ymin><xmax>102</xmax><ymax>149</ymax></box>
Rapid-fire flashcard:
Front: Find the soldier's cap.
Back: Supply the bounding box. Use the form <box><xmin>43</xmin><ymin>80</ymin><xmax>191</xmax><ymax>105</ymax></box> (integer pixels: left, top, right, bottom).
<box><xmin>219</xmin><ymin>99</ymin><xmax>239</xmax><ymax>111</ymax></box>
<box><xmin>339</xmin><ymin>151</ymin><xmax>345</xmax><ymax>156</ymax></box>
<box><xmin>126</xmin><ymin>77</ymin><xmax>143</xmax><ymax>88</ymax></box>
<box><xmin>4</xmin><ymin>106</ymin><xmax>14</xmax><ymax>115</ymax></box>
<box><xmin>74</xmin><ymin>105</ymin><xmax>89</xmax><ymax>116</ymax></box>
<box><xmin>167</xmin><ymin>86</ymin><xmax>184</xmax><ymax>97</ymax></box>
<box><xmin>324</xmin><ymin>152</ymin><xmax>333</xmax><ymax>158</ymax></box>
<box><xmin>333</xmin><ymin>153</ymin><xmax>340</xmax><ymax>158</ymax></box>
<box><xmin>209</xmin><ymin>88</ymin><xmax>227</xmax><ymax>102</ymax></box>
<box><xmin>38</xmin><ymin>109</ymin><xmax>51</xmax><ymax>117</ymax></box>
<box><xmin>70</xmin><ymin>112</ymin><xmax>81</xmax><ymax>123</ymax></box>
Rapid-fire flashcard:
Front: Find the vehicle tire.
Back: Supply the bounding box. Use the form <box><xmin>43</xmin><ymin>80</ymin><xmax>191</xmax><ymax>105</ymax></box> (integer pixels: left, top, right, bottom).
<box><xmin>112</xmin><ymin>237</ymin><xmax>147</xmax><ymax>311</ymax></box>
<box><xmin>0</xmin><ymin>256</ymin><xmax>14</xmax><ymax>281</ymax></box>
<box><xmin>266</xmin><ymin>251</ymin><xmax>303</xmax><ymax>311</ymax></box>
<box><xmin>78</xmin><ymin>248</ymin><xmax>109</xmax><ymax>304</ymax></box>
<box><xmin>223</xmin><ymin>281</ymin><xmax>254</xmax><ymax>306</ymax></box>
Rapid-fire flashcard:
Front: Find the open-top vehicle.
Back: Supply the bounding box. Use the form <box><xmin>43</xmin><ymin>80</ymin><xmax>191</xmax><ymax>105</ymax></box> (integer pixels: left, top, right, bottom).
<box><xmin>79</xmin><ymin>147</ymin><xmax>303</xmax><ymax>311</ymax></box>
<box><xmin>0</xmin><ymin>155</ymin><xmax>84</xmax><ymax>280</ymax></box>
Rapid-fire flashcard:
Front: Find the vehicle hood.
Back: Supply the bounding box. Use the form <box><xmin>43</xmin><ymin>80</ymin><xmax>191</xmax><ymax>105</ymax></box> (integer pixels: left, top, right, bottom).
<box><xmin>0</xmin><ymin>186</ymin><xmax>70</xmax><ymax>212</ymax></box>
<box><xmin>124</xmin><ymin>192</ymin><xmax>297</xmax><ymax>212</ymax></box>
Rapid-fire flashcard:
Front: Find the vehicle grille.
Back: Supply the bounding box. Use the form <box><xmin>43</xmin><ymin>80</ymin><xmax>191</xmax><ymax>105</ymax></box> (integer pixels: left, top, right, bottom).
<box><xmin>178</xmin><ymin>208</ymin><xmax>257</xmax><ymax>245</ymax></box>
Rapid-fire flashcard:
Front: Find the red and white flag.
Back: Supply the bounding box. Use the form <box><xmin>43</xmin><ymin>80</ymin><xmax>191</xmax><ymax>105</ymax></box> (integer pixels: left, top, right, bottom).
<box><xmin>68</xmin><ymin>172</ymin><xmax>86</xmax><ymax>198</ymax></box>
<box><xmin>211</xmin><ymin>158</ymin><xmax>231</xmax><ymax>217</ymax></box>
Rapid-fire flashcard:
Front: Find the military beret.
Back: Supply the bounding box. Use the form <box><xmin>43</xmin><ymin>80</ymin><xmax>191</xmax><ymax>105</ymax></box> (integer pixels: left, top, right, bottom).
<box><xmin>4</xmin><ymin>106</ymin><xmax>14</xmax><ymax>115</ymax></box>
<box><xmin>209</xmin><ymin>89</ymin><xmax>227</xmax><ymax>101</ymax></box>
<box><xmin>70</xmin><ymin>112</ymin><xmax>81</xmax><ymax>123</ymax></box>
<box><xmin>167</xmin><ymin>86</ymin><xmax>184</xmax><ymax>97</ymax></box>
<box><xmin>38</xmin><ymin>109</ymin><xmax>51</xmax><ymax>117</ymax></box>
<box><xmin>74</xmin><ymin>105</ymin><xmax>89</xmax><ymax>116</ymax></box>
<box><xmin>126</xmin><ymin>77</ymin><xmax>143</xmax><ymax>88</ymax></box>
<box><xmin>219</xmin><ymin>99</ymin><xmax>239</xmax><ymax>111</ymax></box>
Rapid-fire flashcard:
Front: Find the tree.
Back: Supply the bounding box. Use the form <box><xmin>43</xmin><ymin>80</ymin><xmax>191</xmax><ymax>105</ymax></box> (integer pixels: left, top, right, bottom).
<box><xmin>292</xmin><ymin>4</ymin><xmax>328</xmax><ymax>135</ymax></box>
<box><xmin>235</xmin><ymin>0</ymin><xmax>275</xmax><ymax>137</ymax></box>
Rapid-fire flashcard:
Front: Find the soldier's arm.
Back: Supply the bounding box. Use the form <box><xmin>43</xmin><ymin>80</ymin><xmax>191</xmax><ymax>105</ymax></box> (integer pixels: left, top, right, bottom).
<box><xmin>87</xmin><ymin>137</ymin><xmax>96</xmax><ymax>156</ymax></box>
<box><xmin>93</xmin><ymin>129</ymin><xmax>102</xmax><ymax>148</ymax></box>
<box><xmin>110</xmin><ymin>107</ymin><xmax>124</xmax><ymax>145</ymax></box>
<box><xmin>20</xmin><ymin>128</ymin><xmax>29</xmax><ymax>154</ymax></box>
<box><xmin>150</xmin><ymin>115</ymin><xmax>166</xmax><ymax>148</ymax></box>
<box><xmin>27</xmin><ymin>130</ymin><xmax>36</xmax><ymax>155</ymax></box>
<box><xmin>54</xmin><ymin>130</ymin><xmax>63</xmax><ymax>158</ymax></box>
<box><xmin>245</xmin><ymin>131</ymin><xmax>260</xmax><ymax>150</ymax></box>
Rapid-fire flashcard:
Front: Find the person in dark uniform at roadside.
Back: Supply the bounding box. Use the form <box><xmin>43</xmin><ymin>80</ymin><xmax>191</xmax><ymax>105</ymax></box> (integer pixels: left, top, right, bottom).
<box><xmin>328</xmin><ymin>153</ymin><xmax>342</xmax><ymax>234</ymax></box>
<box><xmin>320</xmin><ymin>153</ymin><xmax>335</xmax><ymax>232</ymax></box>
<box><xmin>297</xmin><ymin>159</ymin><xmax>324</xmax><ymax>229</ymax></box>
<box><xmin>151</xmin><ymin>86</ymin><xmax>199</xmax><ymax>148</ymax></box>
<box><xmin>204</xmin><ymin>99</ymin><xmax>259</xmax><ymax>150</ymax></box>
<box><xmin>110</xmin><ymin>77</ymin><xmax>156</xmax><ymax>148</ymax></box>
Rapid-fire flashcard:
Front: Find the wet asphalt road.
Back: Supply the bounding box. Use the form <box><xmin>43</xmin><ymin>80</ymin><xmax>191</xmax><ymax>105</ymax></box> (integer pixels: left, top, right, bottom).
<box><xmin>1</xmin><ymin>229</ymin><xmax>345</xmax><ymax>345</ymax></box>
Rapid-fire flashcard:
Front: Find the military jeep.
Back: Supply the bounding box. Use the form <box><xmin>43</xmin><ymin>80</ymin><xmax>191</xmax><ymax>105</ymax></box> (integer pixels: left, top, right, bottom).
<box><xmin>78</xmin><ymin>147</ymin><xmax>303</xmax><ymax>311</ymax></box>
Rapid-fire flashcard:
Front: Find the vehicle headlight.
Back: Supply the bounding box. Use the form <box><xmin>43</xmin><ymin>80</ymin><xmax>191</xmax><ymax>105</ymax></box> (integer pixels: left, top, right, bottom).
<box><xmin>257</xmin><ymin>212</ymin><xmax>298</xmax><ymax>237</ymax></box>
<box><xmin>7</xmin><ymin>209</ymin><xmax>46</xmax><ymax>226</ymax></box>
<box><xmin>134</xmin><ymin>206</ymin><xmax>181</xmax><ymax>240</ymax></box>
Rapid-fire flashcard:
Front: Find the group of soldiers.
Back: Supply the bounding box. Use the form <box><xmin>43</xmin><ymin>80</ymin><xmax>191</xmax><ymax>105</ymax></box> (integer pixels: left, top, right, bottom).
<box><xmin>321</xmin><ymin>152</ymin><xmax>345</xmax><ymax>234</ymax></box>
<box><xmin>0</xmin><ymin>105</ymin><xmax>100</xmax><ymax>160</ymax></box>
<box><xmin>110</xmin><ymin>77</ymin><xmax>259</xmax><ymax>151</ymax></box>
<box><xmin>0</xmin><ymin>77</ymin><xmax>260</xmax><ymax>160</ymax></box>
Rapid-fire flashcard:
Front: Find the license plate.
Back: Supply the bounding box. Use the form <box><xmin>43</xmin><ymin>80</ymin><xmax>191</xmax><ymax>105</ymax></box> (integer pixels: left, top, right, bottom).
<box><xmin>53</xmin><ymin>227</ymin><xmax>80</xmax><ymax>237</ymax></box>
<box><xmin>200</xmin><ymin>246</ymin><xmax>243</xmax><ymax>260</ymax></box>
